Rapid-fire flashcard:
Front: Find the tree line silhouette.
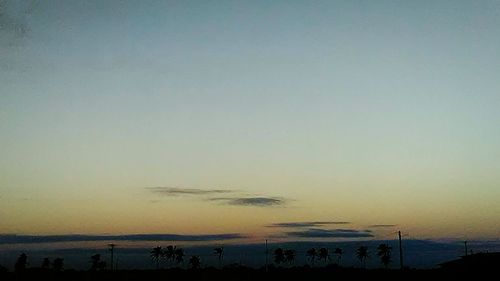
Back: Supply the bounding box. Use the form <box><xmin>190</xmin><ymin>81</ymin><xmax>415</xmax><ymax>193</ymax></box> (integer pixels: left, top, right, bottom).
<box><xmin>7</xmin><ymin>243</ymin><xmax>392</xmax><ymax>273</ymax></box>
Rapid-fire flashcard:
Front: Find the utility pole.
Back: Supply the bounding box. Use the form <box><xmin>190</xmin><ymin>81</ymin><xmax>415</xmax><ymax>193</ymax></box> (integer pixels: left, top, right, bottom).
<box><xmin>265</xmin><ymin>239</ymin><xmax>268</xmax><ymax>272</ymax></box>
<box><xmin>398</xmin><ymin>231</ymin><xmax>404</xmax><ymax>270</ymax></box>
<box><xmin>108</xmin><ymin>243</ymin><xmax>116</xmax><ymax>271</ymax></box>
<box><xmin>464</xmin><ymin>241</ymin><xmax>468</xmax><ymax>256</ymax></box>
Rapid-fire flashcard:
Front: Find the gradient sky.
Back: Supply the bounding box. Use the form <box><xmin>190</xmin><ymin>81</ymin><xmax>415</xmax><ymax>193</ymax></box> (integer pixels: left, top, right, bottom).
<box><xmin>1</xmin><ymin>0</ymin><xmax>500</xmax><ymax>243</ymax></box>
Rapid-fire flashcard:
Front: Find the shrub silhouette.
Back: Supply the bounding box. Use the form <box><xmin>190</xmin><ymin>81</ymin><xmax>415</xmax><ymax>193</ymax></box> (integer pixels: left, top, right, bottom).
<box><xmin>90</xmin><ymin>254</ymin><xmax>106</xmax><ymax>271</ymax></box>
<box><xmin>41</xmin><ymin>258</ymin><xmax>50</xmax><ymax>269</ymax></box>
<box><xmin>189</xmin><ymin>256</ymin><xmax>201</xmax><ymax>269</ymax></box>
<box><xmin>52</xmin><ymin>258</ymin><xmax>64</xmax><ymax>271</ymax></box>
<box><xmin>15</xmin><ymin>253</ymin><xmax>28</xmax><ymax>273</ymax></box>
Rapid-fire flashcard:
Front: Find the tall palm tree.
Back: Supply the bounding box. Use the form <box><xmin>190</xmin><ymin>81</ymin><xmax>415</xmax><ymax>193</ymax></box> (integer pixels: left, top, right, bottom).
<box><xmin>377</xmin><ymin>243</ymin><xmax>392</xmax><ymax>268</ymax></box>
<box><xmin>150</xmin><ymin>246</ymin><xmax>162</xmax><ymax>269</ymax></box>
<box><xmin>164</xmin><ymin>245</ymin><xmax>176</xmax><ymax>267</ymax></box>
<box><xmin>334</xmin><ymin>248</ymin><xmax>343</xmax><ymax>265</ymax></box>
<box><xmin>356</xmin><ymin>246</ymin><xmax>369</xmax><ymax>268</ymax></box>
<box><xmin>318</xmin><ymin>248</ymin><xmax>330</xmax><ymax>264</ymax></box>
<box><xmin>284</xmin><ymin>249</ymin><xmax>296</xmax><ymax>265</ymax></box>
<box><xmin>306</xmin><ymin>248</ymin><xmax>317</xmax><ymax>266</ymax></box>
<box><xmin>273</xmin><ymin>248</ymin><xmax>285</xmax><ymax>265</ymax></box>
<box><xmin>189</xmin><ymin>256</ymin><xmax>201</xmax><ymax>269</ymax></box>
<box><xmin>213</xmin><ymin>247</ymin><xmax>224</xmax><ymax>268</ymax></box>
<box><xmin>174</xmin><ymin>248</ymin><xmax>185</xmax><ymax>265</ymax></box>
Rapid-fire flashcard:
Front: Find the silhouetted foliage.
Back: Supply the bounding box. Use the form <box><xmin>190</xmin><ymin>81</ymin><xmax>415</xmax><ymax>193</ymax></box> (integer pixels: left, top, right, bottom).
<box><xmin>174</xmin><ymin>248</ymin><xmax>185</xmax><ymax>265</ymax></box>
<box><xmin>306</xmin><ymin>248</ymin><xmax>318</xmax><ymax>266</ymax></box>
<box><xmin>356</xmin><ymin>246</ymin><xmax>369</xmax><ymax>268</ymax></box>
<box><xmin>151</xmin><ymin>246</ymin><xmax>162</xmax><ymax>269</ymax></box>
<box><xmin>214</xmin><ymin>247</ymin><xmax>224</xmax><ymax>268</ymax></box>
<box><xmin>318</xmin><ymin>248</ymin><xmax>330</xmax><ymax>263</ymax></box>
<box><xmin>0</xmin><ymin>264</ymin><xmax>7</xmax><ymax>273</ymax></box>
<box><xmin>52</xmin><ymin>258</ymin><xmax>64</xmax><ymax>271</ymax></box>
<box><xmin>189</xmin><ymin>256</ymin><xmax>201</xmax><ymax>269</ymax></box>
<box><xmin>164</xmin><ymin>245</ymin><xmax>176</xmax><ymax>266</ymax></box>
<box><xmin>377</xmin><ymin>243</ymin><xmax>392</xmax><ymax>268</ymax></box>
<box><xmin>284</xmin><ymin>249</ymin><xmax>296</xmax><ymax>265</ymax></box>
<box><xmin>15</xmin><ymin>253</ymin><xmax>28</xmax><ymax>273</ymax></box>
<box><xmin>41</xmin><ymin>258</ymin><xmax>50</xmax><ymax>269</ymax></box>
<box><xmin>90</xmin><ymin>254</ymin><xmax>106</xmax><ymax>271</ymax></box>
<box><xmin>334</xmin><ymin>248</ymin><xmax>343</xmax><ymax>265</ymax></box>
<box><xmin>273</xmin><ymin>248</ymin><xmax>285</xmax><ymax>264</ymax></box>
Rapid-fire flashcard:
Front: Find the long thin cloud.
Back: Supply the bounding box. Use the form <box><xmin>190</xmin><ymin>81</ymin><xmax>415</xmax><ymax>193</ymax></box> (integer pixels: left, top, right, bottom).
<box><xmin>147</xmin><ymin>187</ymin><xmax>235</xmax><ymax>196</ymax></box>
<box><xmin>0</xmin><ymin>233</ymin><xmax>245</xmax><ymax>244</ymax></box>
<box><xmin>368</xmin><ymin>224</ymin><xmax>397</xmax><ymax>228</ymax></box>
<box><xmin>286</xmin><ymin>228</ymin><xmax>374</xmax><ymax>238</ymax></box>
<box><xmin>210</xmin><ymin>197</ymin><xmax>286</xmax><ymax>207</ymax></box>
<box><xmin>267</xmin><ymin>221</ymin><xmax>351</xmax><ymax>228</ymax></box>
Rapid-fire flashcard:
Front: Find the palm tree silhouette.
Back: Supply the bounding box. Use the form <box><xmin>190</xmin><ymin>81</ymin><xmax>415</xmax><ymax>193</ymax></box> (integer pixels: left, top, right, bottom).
<box><xmin>306</xmin><ymin>248</ymin><xmax>317</xmax><ymax>266</ymax></box>
<box><xmin>377</xmin><ymin>243</ymin><xmax>392</xmax><ymax>268</ymax></box>
<box><xmin>15</xmin><ymin>253</ymin><xmax>28</xmax><ymax>273</ymax></box>
<box><xmin>273</xmin><ymin>248</ymin><xmax>285</xmax><ymax>265</ymax></box>
<box><xmin>52</xmin><ymin>258</ymin><xmax>64</xmax><ymax>272</ymax></box>
<box><xmin>150</xmin><ymin>246</ymin><xmax>162</xmax><ymax>269</ymax></box>
<box><xmin>334</xmin><ymin>248</ymin><xmax>343</xmax><ymax>265</ymax></box>
<box><xmin>41</xmin><ymin>258</ymin><xmax>50</xmax><ymax>269</ymax></box>
<box><xmin>318</xmin><ymin>248</ymin><xmax>330</xmax><ymax>264</ymax></box>
<box><xmin>356</xmin><ymin>246</ymin><xmax>369</xmax><ymax>268</ymax></box>
<box><xmin>164</xmin><ymin>245</ymin><xmax>176</xmax><ymax>267</ymax></box>
<box><xmin>284</xmin><ymin>249</ymin><xmax>296</xmax><ymax>265</ymax></box>
<box><xmin>189</xmin><ymin>256</ymin><xmax>201</xmax><ymax>269</ymax></box>
<box><xmin>213</xmin><ymin>247</ymin><xmax>224</xmax><ymax>268</ymax></box>
<box><xmin>174</xmin><ymin>248</ymin><xmax>185</xmax><ymax>265</ymax></box>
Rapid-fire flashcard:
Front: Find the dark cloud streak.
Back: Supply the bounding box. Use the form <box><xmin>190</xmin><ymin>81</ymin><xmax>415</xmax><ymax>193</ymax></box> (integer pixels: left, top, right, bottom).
<box><xmin>267</xmin><ymin>221</ymin><xmax>350</xmax><ymax>228</ymax></box>
<box><xmin>0</xmin><ymin>233</ymin><xmax>245</xmax><ymax>244</ymax></box>
<box><xmin>210</xmin><ymin>197</ymin><xmax>286</xmax><ymax>207</ymax></box>
<box><xmin>285</xmin><ymin>228</ymin><xmax>374</xmax><ymax>238</ymax></box>
<box><xmin>368</xmin><ymin>224</ymin><xmax>397</xmax><ymax>228</ymax></box>
<box><xmin>147</xmin><ymin>187</ymin><xmax>234</xmax><ymax>196</ymax></box>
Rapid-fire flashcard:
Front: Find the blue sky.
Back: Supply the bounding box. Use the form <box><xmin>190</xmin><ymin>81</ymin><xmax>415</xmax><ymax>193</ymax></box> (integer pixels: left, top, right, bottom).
<box><xmin>1</xmin><ymin>0</ymin><xmax>500</xmax><ymax>240</ymax></box>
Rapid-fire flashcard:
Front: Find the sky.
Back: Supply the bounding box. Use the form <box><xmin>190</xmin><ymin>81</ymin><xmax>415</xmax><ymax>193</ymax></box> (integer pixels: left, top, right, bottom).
<box><xmin>1</xmin><ymin>0</ymin><xmax>500</xmax><ymax>245</ymax></box>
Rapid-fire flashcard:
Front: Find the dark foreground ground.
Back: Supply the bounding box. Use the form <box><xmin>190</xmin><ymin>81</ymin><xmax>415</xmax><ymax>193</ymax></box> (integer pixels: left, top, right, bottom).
<box><xmin>1</xmin><ymin>265</ymin><xmax>497</xmax><ymax>281</ymax></box>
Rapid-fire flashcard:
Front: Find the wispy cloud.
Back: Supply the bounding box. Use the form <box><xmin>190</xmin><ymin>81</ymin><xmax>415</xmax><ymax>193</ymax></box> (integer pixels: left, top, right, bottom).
<box><xmin>267</xmin><ymin>221</ymin><xmax>350</xmax><ymax>228</ymax></box>
<box><xmin>147</xmin><ymin>187</ymin><xmax>235</xmax><ymax>196</ymax></box>
<box><xmin>147</xmin><ymin>187</ymin><xmax>288</xmax><ymax>208</ymax></box>
<box><xmin>210</xmin><ymin>197</ymin><xmax>286</xmax><ymax>207</ymax></box>
<box><xmin>368</xmin><ymin>224</ymin><xmax>397</xmax><ymax>228</ymax></box>
<box><xmin>285</xmin><ymin>228</ymin><xmax>374</xmax><ymax>238</ymax></box>
<box><xmin>0</xmin><ymin>233</ymin><xmax>245</xmax><ymax>244</ymax></box>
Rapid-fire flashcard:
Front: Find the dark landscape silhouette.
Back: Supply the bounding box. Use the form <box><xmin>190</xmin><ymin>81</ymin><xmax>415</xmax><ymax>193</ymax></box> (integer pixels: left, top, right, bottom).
<box><xmin>1</xmin><ymin>240</ymin><xmax>499</xmax><ymax>280</ymax></box>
